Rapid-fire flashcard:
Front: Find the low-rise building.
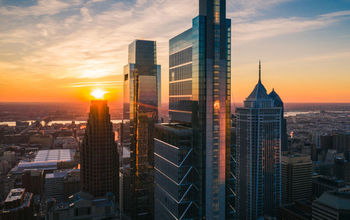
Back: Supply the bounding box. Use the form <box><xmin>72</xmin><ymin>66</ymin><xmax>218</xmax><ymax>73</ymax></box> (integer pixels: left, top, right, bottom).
<box><xmin>0</xmin><ymin>188</ymin><xmax>34</xmax><ymax>220</ymax></box>
<box><xmin>46</xmin><ymin>191</ymin><xmax>119</xmax><ymax>220</ymax></box>
<box><xmin>312</xmin><ymin>191</ymin><xmax>350</xmax><ymax>220</ymax></box>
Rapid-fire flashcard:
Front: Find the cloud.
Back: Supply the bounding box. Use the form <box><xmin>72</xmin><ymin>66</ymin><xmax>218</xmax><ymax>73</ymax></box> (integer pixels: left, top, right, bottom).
<box><xmin>0</xmin><ymin>0</ymin><xmax>77</xmax><ymax>17</ymax></box>
<box><xmin>233</xmin><ymin>10</ymin><xmax>350</xmax><ymax>43</ymax></box>
<box><xmin>0</xmin><ymin>0</ymin><xmax>197</xmax><ymax>80</ymax></box>
<box><xmin>69</xmin><ymin>81</ymin><xmax>123</xmax><ymax>88</ymax></box>
<box><xmin>302</xmin><ymin>51</ymin><xmax>350</xmax><ymax>62</ymax></box>
<box><xmin>227</xmin><ymin>0</ymin><xmax>292</xmax><ymax>19</ymax></box>
<box><xmin>0</xmin><ymin>0</ymin><xmax>349</xmax><ymax>83</ymax></box>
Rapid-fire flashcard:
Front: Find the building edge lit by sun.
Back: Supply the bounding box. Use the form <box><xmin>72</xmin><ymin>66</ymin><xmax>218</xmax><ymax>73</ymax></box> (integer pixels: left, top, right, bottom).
<box><xmin>122</xmin><ymin>39</ymin><xmax>160</xmax><ymax>219</ymax></box>
<box><xmin>154</xmin><ymin>0</ymin><xmax>233</xmax><ymax>219</ymax></box>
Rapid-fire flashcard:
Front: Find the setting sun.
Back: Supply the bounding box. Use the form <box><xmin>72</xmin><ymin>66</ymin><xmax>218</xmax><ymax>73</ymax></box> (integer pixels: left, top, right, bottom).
<box><xmin>91</xmin><ymin>89</ymin><xmax>108</xmax><ymax>100</ymax></box>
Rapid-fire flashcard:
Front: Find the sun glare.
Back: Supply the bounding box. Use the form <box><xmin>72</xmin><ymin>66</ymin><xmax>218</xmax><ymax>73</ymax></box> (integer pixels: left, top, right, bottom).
<box><xmin>91</xmin><ymin>89</ymin><xmax>108</xmax><ymax>99</ymax></box>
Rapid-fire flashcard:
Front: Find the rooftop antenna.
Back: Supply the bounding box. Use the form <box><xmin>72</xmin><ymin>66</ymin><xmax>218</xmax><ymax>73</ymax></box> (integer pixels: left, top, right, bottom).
<box><xmin>259</xmin><ymin>60</ymin><xmax>261</xmax><ymax>83</ymax></box>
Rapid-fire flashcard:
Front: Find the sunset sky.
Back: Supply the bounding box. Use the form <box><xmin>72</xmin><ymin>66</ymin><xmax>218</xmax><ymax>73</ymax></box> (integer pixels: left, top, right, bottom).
<box><xmin>0</xmin><ymin>0</ymin><xmax>350</xmax><ymax>104</ymax></box>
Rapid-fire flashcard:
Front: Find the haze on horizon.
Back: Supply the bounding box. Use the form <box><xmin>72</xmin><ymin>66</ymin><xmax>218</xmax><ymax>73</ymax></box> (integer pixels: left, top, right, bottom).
<box><xmin>0</xmin><ymin>0</ymin><xmax>349</xmax><ymax>104</ymax></box>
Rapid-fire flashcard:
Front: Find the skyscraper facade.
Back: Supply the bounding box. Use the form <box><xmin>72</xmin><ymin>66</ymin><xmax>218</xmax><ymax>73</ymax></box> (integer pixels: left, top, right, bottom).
<box><xmin>282</xmin><ymin>153</ymin><xmax>312</xmax><ymax>204</ymax></box>
<box><xmin>154</xmin><ymin>0</ymin><xmax>232</xmax><ymax>219</ymax></box>
<box><xmin>123</xmin><ymin>40</ymin><xmax>160</xmax><ymax>219</ymax></box>
<box><xmin>235</xmin><ymin>63</ymin><xmax>283</xmax><ymax>219</ymax></box>
<box><xmin>80</xmin><ymin>100</ymin><xmax>119</xmax><ymax>198</ymax></box>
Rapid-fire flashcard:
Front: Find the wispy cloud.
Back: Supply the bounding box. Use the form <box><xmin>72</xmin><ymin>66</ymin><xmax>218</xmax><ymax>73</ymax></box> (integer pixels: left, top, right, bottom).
<box><xmin>233</xmin><ymin>10</ymin><xmax>350</xmax><ymax>43</ymax></box>
<box><xmin>69</xmin><ymin>81</ymin><xmax>123</xmax><ymax>88</ymax></box>
<box><xmin>0</xmin><ymin>0</ymin><xmax>349</xmax><ymax>103</ymax></box>
<box><xmin>0</xmin><ymin>0</ymin><xmax>81</xmax><ymax>17</ymax></box>
<box><xmin>0</xmin><ymin>0</ymin><xmax>196</xmax><ymax>79</ymax></box>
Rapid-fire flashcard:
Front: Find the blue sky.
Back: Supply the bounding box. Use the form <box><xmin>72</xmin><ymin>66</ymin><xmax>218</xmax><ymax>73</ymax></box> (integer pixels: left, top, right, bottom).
<box><xmin>0</xmin><ymin>0</ymin><xmax>349</xmax><ymax>102</ymax></box>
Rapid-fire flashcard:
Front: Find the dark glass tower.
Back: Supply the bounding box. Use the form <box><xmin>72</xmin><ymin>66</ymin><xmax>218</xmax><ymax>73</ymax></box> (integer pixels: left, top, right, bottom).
<box><xmin>123</xmin><ymin>40</ymin><xmax>160</xmax><ymax>219</ymax></box>
<box><xmin>155</xmin><ymin>0</ymin><xmax>232</xmax><ymax>219</ymax></box>
<box><xmin>235</xmin><ymin>63</ymin><xmax>283</xmax><ymax>219</ymax></box>
<box><xmin>81</xmin><ymin>100</ymin><xmax>119</xmax><ymax>198</ymax></box>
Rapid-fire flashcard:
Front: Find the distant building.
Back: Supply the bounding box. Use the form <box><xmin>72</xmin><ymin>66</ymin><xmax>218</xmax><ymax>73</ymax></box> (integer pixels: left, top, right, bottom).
<box><xmin>45</xmin><ymin>191</ymin><xmax>119</xmax><ymax>220</ymax></box>
<box><xmin>334</xmin><ymin>157</ymin><xmax>350</xmax><ymax>183</ymax></box>
<box><xmin>63</xmin><ymin>169</ymin><xmax>80</xmax><ymax>200</ymax></box>
<box><xmin>278</xmin><ymin>200</ymin><xmax>312</xmax><ymax>220</ymax></box>
<box><xmin>80</xmin><ymin>100</ymin><xmax>119</xmax><ymax>197</ymax></box>
<box><xmin>22</xmin><ymin>169</ymin><xmax>44</xmax><ymax>195</ymax></box>
<box><xmin>236</xmin><ymin>62</ymin><xmax>283</xmax><ymax>218</ymax></box>
<box><xmin>0</xmin><ymin>188</ymin><xmax>34</xmax><ymax>220</ymax></box>
<box><xmin>312</xmin><ymin>191</ymin><xmax>350</xmax><ymax>220</ymax></box>
<box><xmin>312</xmin><ymin>175</ymin><xmax>350</xmax><ymax>199</ymax></box>
<box><xmin>282</xmin><ymin>153</ymin><xmax>312</xmax><ymax>204</ymax></box>
<box><xmin>28</xmin><ymin>134</ymin><xmax>53</xmax><ymax>148</ymax></box>
<box><xmin>123</xmin><ymin>39</ymin><xmax>160</xmax><ymax>219</ymax></box>
<box><xmin>10</xmin><ymin>149</ymin><xmax>76</xmax><ymax>175</ymax></box>
<box><xmin>45</xmin><ymin>170</ymin><xmax>69</xmax><ymax>202</ymax></box>
<box><xmin>3</xmin><ymin>151</ymin><xmax>16</xmax><ymax>164</ymax></box>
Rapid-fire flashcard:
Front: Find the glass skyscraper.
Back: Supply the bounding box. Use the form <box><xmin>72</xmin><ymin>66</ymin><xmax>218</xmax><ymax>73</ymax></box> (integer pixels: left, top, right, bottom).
<box><xmin>123</xmin><ymin>40</ymin><xmax>160</xmax><ymax>219</ymax></box>
<box><xmin>235</xmin><ymin>62</ymin><xmax>283</xmax><ymax>219</ymax></box>
<box><xmin>154</xmin><ymin>0</ymin><xmax>232</xmax><ymax>219</ymax></box>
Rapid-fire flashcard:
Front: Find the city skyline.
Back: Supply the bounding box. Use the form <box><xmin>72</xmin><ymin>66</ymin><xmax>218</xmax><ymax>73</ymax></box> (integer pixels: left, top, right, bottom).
<box><xmin>1</xmin><ymin>1</ymin><xmax>350</xmax><ymax>219</ymax></box>
<box><xmin>0</xmin><ymin>0</ymin><xmax>350</xmax><ymax>103</ymax></box>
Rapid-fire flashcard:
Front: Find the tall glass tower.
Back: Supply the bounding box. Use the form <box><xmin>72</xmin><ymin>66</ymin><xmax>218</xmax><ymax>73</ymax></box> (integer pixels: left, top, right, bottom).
<box><xmin>123</xmin><ymin>40</ymin><xmax>160</xmax><ymax>219</ymax></box>
<box><xmin>154</xmin><ymin>0</ymin><xmax>232</xmax><ymax>219</ymax></box>
<box><xmin>235</xmin><ymin>62</ymin><xmax>283</xmax><ymax>219</ymax></box>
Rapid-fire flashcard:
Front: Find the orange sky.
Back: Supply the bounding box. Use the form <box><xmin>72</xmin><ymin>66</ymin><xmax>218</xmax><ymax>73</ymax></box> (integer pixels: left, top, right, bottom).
<box><xmin>0</xmin><ymin>0</ymin><xmax>349</xmax><ymax>104</ymax></box>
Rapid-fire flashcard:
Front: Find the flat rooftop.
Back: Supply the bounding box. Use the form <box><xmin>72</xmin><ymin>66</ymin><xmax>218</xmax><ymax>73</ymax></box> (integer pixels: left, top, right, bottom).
<box><xmin>45</xmin><ymin>170</ymin><xmax>69</xmax><ymax>179</ymax></box>
<box><xmin>5</xmin><ymin>188</ymin><xmax>25</xmax><ymax>203</ymax></box>
<box><xmin>34</xmin><ymin>149</ymin><xmax>74</xmax><ymax>162</ymax></box>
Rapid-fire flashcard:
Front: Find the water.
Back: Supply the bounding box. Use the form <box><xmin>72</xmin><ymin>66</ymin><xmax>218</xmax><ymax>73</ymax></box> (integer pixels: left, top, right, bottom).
<box><xmin>284</xmin><ymin>111</ymin><xmax>319</xmax><ymax>117</ymax></box>
<box><xmin>0</xmin><ymin>120</ymin><xmax>122</xmax><ymax>127</ymax></box>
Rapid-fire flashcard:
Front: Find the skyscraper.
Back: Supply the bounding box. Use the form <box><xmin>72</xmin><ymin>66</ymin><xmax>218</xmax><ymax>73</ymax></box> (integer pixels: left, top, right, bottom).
<box><xmin>123</xmin><ymin>40</ymin><xmax>160</xmax><ymax>219</ymax></box>
<box><xmin>235</xmin><ymin>62</ymin><xmax>283</xmax><ymax>219</ymax></box>
<box><xmin>154</xmin><ymin>0</ymin><xmax>232</xmax><ymax>219</ymax></box>
<box><xmin>80</xmin><ymin>100</ymin><xmax>119</xmax><ymax>198</ymax></box>
<box><xmin>282</xmin><ymin>153</ymin><xmax>312</xmax><ymax>204</ymax></box>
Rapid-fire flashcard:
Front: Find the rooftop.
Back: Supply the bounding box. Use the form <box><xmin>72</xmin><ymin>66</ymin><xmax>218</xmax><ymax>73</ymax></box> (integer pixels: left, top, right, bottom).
<box><xmin>34</xmin><ymin>149</ymin><xmax>74</xmax><ymax>162</ymax></box>
<box><xmin>316</xmin><ymin>191</ymin><xmax>350</xmax><ymax>210</ymax></box>
<box><xmin>45</xmin><ymin>170</ymin><xmax>69</xmax><ymax>179</ymax></box>
<box><xmin>5</xmin><ymin>188</ymin><xmax>25</xmax><ymax>203</ymax></box>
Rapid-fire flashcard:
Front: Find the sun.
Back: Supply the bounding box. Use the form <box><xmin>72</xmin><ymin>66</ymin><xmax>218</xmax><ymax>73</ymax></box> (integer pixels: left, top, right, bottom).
<box><xmin>91</xmin><ymin>89</ymin><xmax>108</xmax><ymax>99</ymax></box>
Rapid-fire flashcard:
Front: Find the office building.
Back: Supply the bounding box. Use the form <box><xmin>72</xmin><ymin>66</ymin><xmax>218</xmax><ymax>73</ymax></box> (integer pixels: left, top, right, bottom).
<box><xmin>269</xmin><ymin>89</ymin><xmax>288</xmax><ymax>151</ymax></box>
<box><xmin>282</xmin><ymin>153</ymin><xmax>312</xmax><ymax>204</ymax></box>
<box><xmin>236</xmin><ymin>63</ymin><xmax>283</xmax><ymax>218</ymax></box>
<box><xmin>278</xmin><ymin>200</ymin><xmax>312</xmax><ymax>220</ymax></box>
<box><xmin>22</xmin><ymin>169</ymin><xmax>44</xmax><ymax>195</ymax></box>
<box><xmin>46</xmin><ymin>191</ymin><xmax>118</xmax><ymax>220</ymax></box>
<box><xmin>334</xmin><ymin>157</ymin><xmax>350</xmax><ymax>183</ymax></box>
<box><xmin>45</xmin><ymin>171</ymin><xmax>68</xmax><ymax>202</ymax></box>
<box><xmin>11</xmin><ymin>149</ymin><xmax>76</xmax><ymax>175</ymax></box>
<box><xmin>63</xmin><ymin>169</ymin><xmax>80</xmax><ymax>200</ymax></box>
<box><xmin>154</xmin><ymin>0</ymin><xmax>232</xmax><ymax>219</ymax></box>
<box><xmin>312</xmin><ymin>175</ymin><xmax>350</xmax><ymax>199</ymax></box>
<box><xmin>123</xmin><ymin>40</ymin><xmax>160</xmax><ymax>219</ymax></box>
<box><xmin>154</xmin><ymin>123</ymin><xmax>193</xmax><ymax>219</ymax></box>
<box><xmin>80</xmin><ymin>100</ymin><xmax>119</xmax><ymax>197</ymax></box>
<box><xmin>0</xmin><ymin>188</ymin><xmax>34</xmax><ymax>220</ymax></box>
<box><xmin>312</xmin><ymin>191</ymin><xmax>350</xmax><ymax>220</ymax></box>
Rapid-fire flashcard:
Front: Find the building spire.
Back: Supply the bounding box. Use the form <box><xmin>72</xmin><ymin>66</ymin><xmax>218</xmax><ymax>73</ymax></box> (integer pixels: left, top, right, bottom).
<box><xmin>259</xmin><ymin>60</ymin><xmax>261</xmax><ymax>83</ymax></box>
